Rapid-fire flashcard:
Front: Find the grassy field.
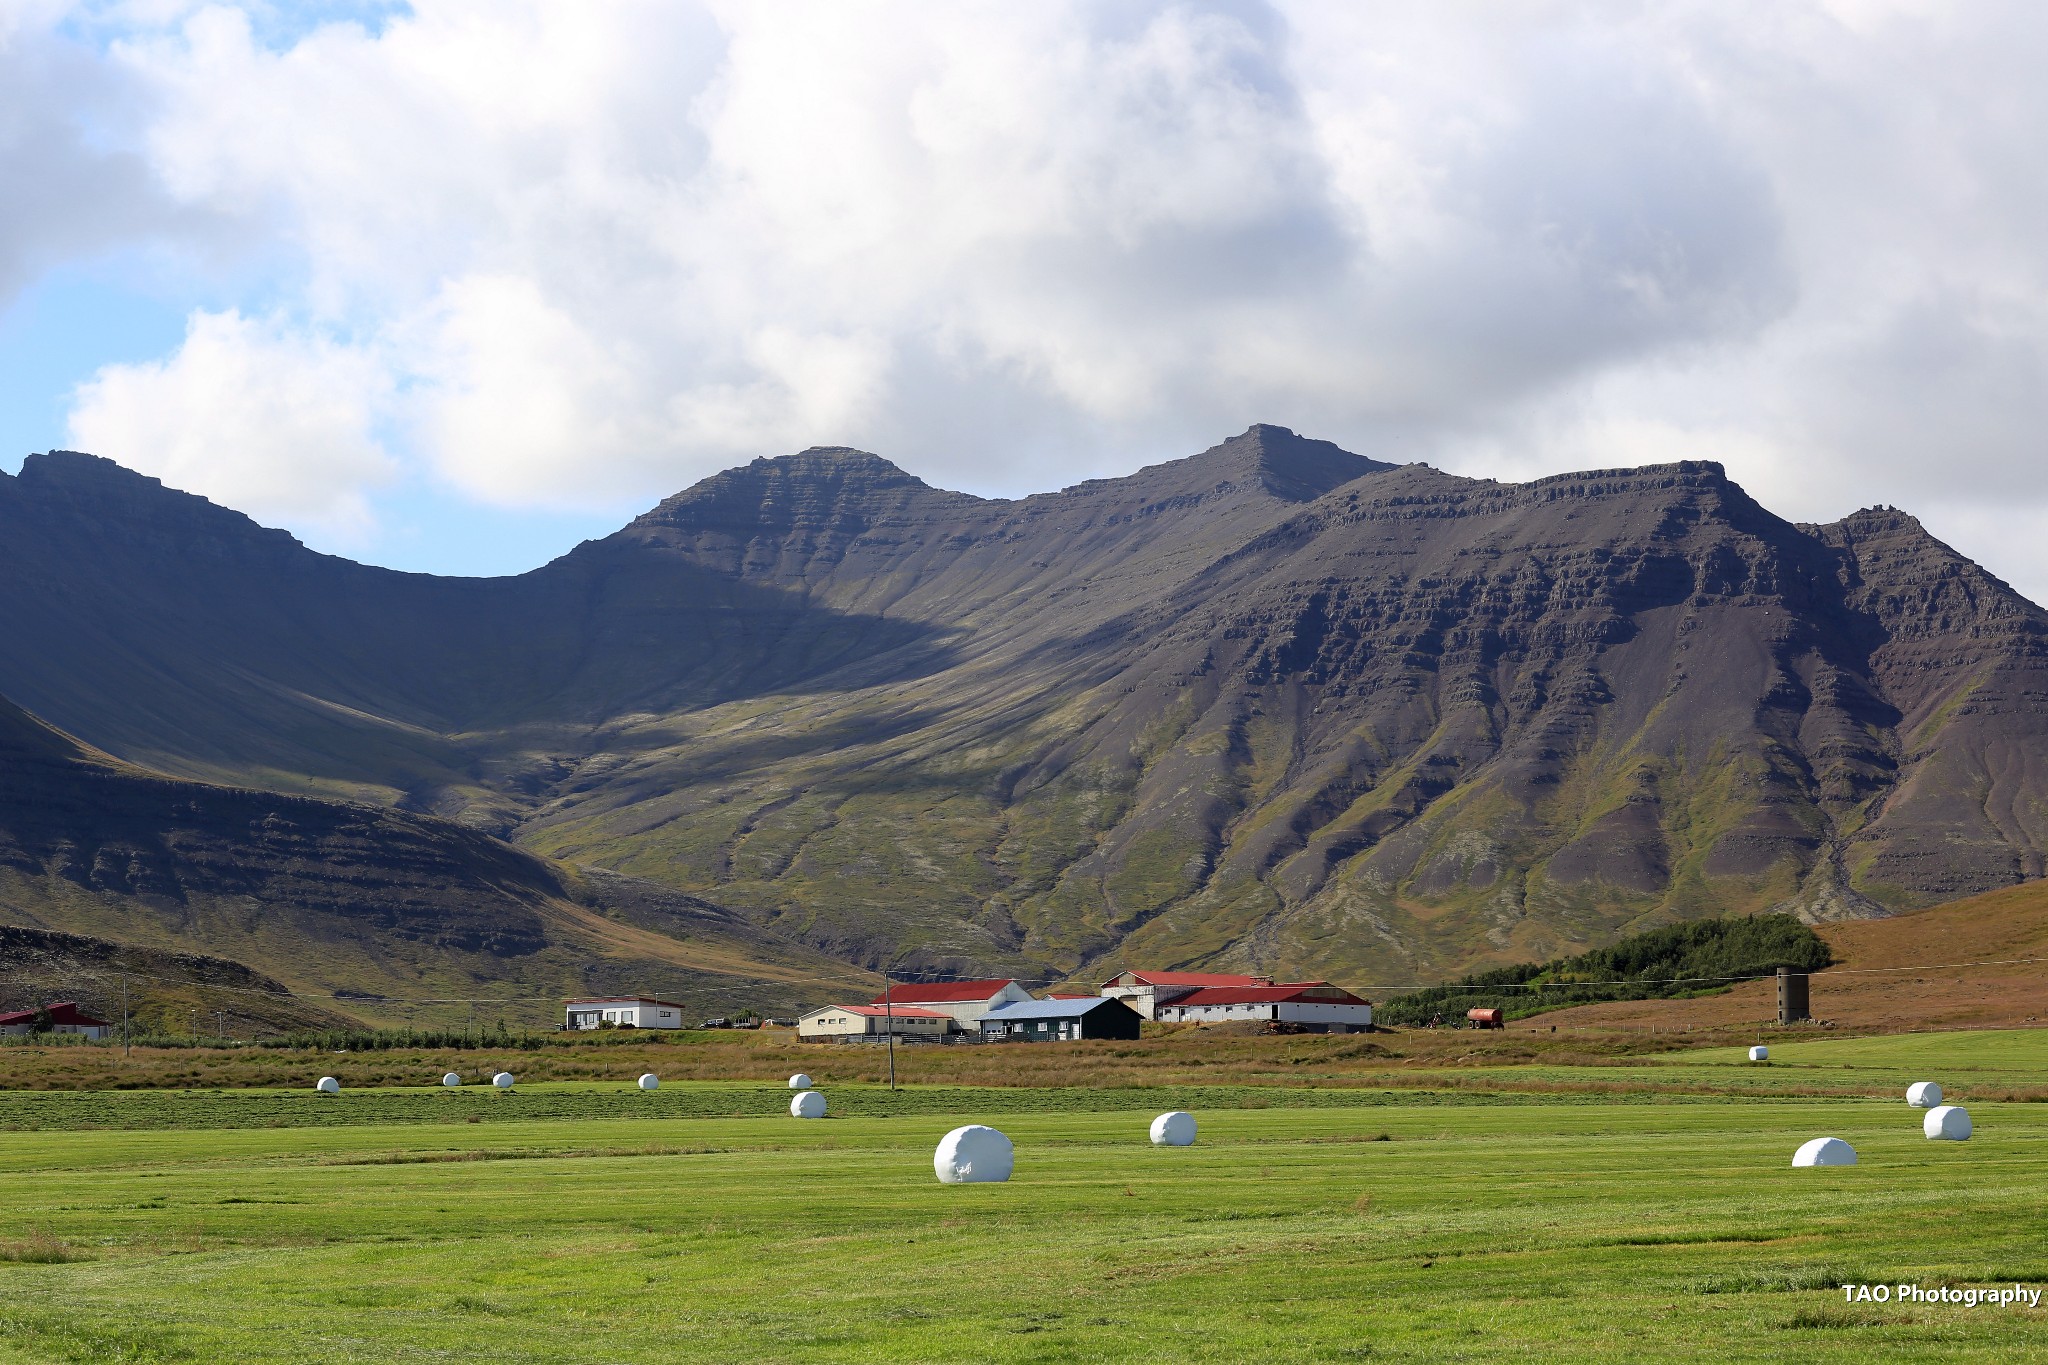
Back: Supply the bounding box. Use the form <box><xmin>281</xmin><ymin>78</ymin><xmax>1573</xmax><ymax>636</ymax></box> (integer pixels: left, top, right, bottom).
<box><xmin>0</xmin><ymin>1030</ymin><xmax>2044</xmax><ymax>1361</ymax></box>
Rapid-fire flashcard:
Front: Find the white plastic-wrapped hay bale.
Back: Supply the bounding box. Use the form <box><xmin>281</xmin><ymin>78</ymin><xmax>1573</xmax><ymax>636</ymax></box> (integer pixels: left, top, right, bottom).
<box><xmin>638</xmin><ymin>1073</ymin><xmax>660</xmax><ymax>1091</ymax></box>
<box><xmin>492</xmin><ymin>1071</ymin><xmax>515</xmax><ymax>1090</ymax></box>
<box><xmin>1907</xmin><ymin>1081</ymin><xmax>1943</xmax><ymax>1109</ymax></box>
<box><xmin>315</xmin><ymin>1076</ymin><xmax>340</xmax><ymax>1094</ymax></box>
<box><xmin>1791</xmin><ymin>1136</ymin><xmax>1856</xmax><ymax>1167</ymax></box>
<box><xmin>441</xmin><ymin>1072</ymin><xmax>461</xmax><ymax>1087</ymax></box>
<box><xmin>1924</xmin><ymin>1105</ymin><xmax>1971</xmax><ymax>1141</ymax></box>
<box><xmin>790</xmin><ymin>1089</ymin><xmax>827</xmax><ymax>1119</ymax></box>
<box><xmin>788</xmin><ymin>1073</ymin><xmax>813</xmax><ymax>1090</ymax></box>
<box><xmin>1748</xmin><ymin>1045</ymin><xmax>1769</xmax><ymax>1062</ymax></box>
<box><xmin>1150</xmin><ymin>1111</ymin><xmax>1197</xmax><ymax>1146</ymax></box>
<box><xmin>934</xmin><ymin>1125</ymin><xmax>1013</xmax><ymax>1184</ymax></box>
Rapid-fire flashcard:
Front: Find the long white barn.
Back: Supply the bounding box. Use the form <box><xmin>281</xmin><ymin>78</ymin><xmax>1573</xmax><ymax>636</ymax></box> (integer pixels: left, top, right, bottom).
<box><xmin>1153</xmin><ymin>983</ymin><xmax>1372</xmax><ymax>1033</ymax></box>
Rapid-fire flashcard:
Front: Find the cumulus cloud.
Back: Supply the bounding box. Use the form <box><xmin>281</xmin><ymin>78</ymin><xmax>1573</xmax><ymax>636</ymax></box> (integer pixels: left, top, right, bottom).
<box><xmin>67</xmin><ymin>307</ymin><xmax>395</xmax><ymax>536</ymax></box>
<box><xmin>4</xmin><ymin>0</ymin><xmax>2046</xmax><ymax>593</ymax></box>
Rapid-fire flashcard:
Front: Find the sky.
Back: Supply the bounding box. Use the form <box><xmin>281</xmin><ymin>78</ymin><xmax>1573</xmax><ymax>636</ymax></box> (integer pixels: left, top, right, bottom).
<box><xmin>3</xmin><ymin>1</ymin><xmax>2046</xmax><ymax>591</ymax></box>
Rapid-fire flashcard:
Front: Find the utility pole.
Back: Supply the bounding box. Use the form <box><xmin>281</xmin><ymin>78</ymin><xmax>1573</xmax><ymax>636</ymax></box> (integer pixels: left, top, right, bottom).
<box><xmin>120</xmin><ymin>972</ymin><xmax>130</xmax><ymax>1058</ymax></box>
<box><xmin>216</xmin><ymin>1010</ymin><xmax>225</xmax><ymax>1043</ymax></box>
<box><xmin>882</xmin><ymin>968</ymin><xmax>897</xmax><ymax>1092</ymax></box>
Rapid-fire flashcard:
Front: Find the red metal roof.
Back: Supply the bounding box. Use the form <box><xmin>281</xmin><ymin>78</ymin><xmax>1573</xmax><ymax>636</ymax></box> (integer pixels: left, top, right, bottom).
<box><xmin>1100</xmin><ymin>970</ymin><xmax>1270</xmax><ymax>988</ymax></box>
<box><xmin>815</xmin><ymin>1004</ymin><xmax>951</xmax><ymax>1020</ymax></box>
<box><xmin>871</xmin><ymin>979</ymin><xmax>1018</xmax><ymax>1005</ymax></box>
<box><xmin>0</xmin><ymin>1001</ymin><xmax>109</xmax><ymax>1028</ymax></box>
<box><xmin>1162</xmin><ymin>983</ymin><xmax>1369</xmax><ymax>1007</ymax></box>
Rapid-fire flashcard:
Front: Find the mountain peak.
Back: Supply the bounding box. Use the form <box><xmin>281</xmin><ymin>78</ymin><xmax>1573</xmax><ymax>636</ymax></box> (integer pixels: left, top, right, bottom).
<box><xmin>624</xmin><ymin>444</ymin><xmax>977</xmax><ymax>550</ymax></box>
<box><xmin>5</xmin><ymin>450</ymin><xmax>302</xmax><ymax>557</ymax></box>
<box><xmin>1176</xmin><ymin>424</ymin><xmax>1396</xmax><ymax>503</ymax></box>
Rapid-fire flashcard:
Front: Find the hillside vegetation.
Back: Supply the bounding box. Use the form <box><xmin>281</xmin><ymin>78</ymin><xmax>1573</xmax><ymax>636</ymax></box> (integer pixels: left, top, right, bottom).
<box><xmin>1374</xmin><ymin>914</ymin><xmax>1834</xmax><ymax>1025</ymax></box>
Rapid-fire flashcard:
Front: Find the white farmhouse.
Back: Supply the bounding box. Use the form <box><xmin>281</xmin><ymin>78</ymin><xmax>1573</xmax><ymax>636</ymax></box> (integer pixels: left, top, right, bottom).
<box><xmin>563</xmin><ymin>996</ymin><xmax>689</xmax><ymax>1030</ymax></box>
<box><xmin>870</xmin><ymin>979</ymin><xmax>1033</xmax><ymax>1028</ymax></box>
<box><xmin>798</xmin><ymin>1004</ymin><xmax>952</xmax><ymax>1041</ymax></box>
<box><xmin>1153</xmin><ymin>982</ymin><xmax>1373</xmax><ymax>1033</ymax></box>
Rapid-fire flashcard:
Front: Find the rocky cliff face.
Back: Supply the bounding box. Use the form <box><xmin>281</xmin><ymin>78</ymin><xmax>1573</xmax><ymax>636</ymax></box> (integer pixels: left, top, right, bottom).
<box><xmin>1</xmin><ymin>427</ymin><xmax>2041</xmax><ymax>986</ymax></box>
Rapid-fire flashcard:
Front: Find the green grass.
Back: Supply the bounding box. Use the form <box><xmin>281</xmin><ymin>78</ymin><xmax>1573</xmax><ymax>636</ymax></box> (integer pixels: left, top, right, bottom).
<box><xmin>1</xmin><ymin>1031</ymin><xmax>2046</xmax><ymax>1361</ymax></box>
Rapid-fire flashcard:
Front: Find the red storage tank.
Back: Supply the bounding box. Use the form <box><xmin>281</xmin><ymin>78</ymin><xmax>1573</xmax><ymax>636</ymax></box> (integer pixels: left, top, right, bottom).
<box><xmin>1467</xmin><ymin>1007</ymin><xmax>1505</xmax><ymax>1029</ymax></box>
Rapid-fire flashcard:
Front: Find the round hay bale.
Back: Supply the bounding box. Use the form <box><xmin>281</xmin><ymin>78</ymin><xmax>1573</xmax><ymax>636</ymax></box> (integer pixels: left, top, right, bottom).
<box><xmin>1791</xmin><ymin>1136</ymin><xmax>1855</xmax><ymax>1167</ymax></box>
<box><xmin>1748</xmin><ymin>1045</ymin><xmax>1769</xmax><ymax>1062</ymax></box>
<box><xmin>315</xmin><ymin>1076</ymin><xmax>340</xmax><ymax>1095</ymax></box>
<box><xmin>637</xmin><ymin>1073</ymin><xmax>660</xmax><ymax>1091</ymax></box>
<box><xmin>492</xmin><ymin>1071</ymin><xmax>515</xmax><ymax>1090</ymax></box>
<box><xmin>788</xmin><ymin>1073</ymin><xmax>813</xmax><ymax>1090</ymax></box>
<box><xmin>441</xmin><ymin>1072</ymin><xmax>461</xmax><ymax>1087</ymax></box>
<box><xmin>789</xmin><ymin>1089</ymin><xmax>827</xmax><ymax>1119</ymax></box>
<box><xmin>1149</xmin><ymin>1111</ymin><xmax>1197</xmax><ymax>1146</ymax></box>
<box><xmin>1906</xmin><ymin>1081</ymin><xmax>1943</xmax><ymax>1109</ymax></box>
<box><xmin>1923</xmin><ymin>1104</ymin><xmax>1971</xmax><ymax>1141</ymax></box>
<box><xmin>934</xmin><ymin>1125</ymin><xmax>1013</xmax><ymax>1184</ymax></box>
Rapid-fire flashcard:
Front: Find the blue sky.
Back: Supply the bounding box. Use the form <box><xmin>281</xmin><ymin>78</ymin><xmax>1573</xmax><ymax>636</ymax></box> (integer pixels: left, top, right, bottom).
<box><xmin>5</xmin><ymin>1</ymin><xmax>2048</xmax><ymax>594</ymax></box>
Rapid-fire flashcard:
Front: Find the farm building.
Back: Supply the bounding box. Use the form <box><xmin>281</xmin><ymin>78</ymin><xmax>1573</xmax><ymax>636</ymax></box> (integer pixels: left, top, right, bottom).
<box><xmin>563</xmin><ymin>997</ymin><xmax>689</xmax><ymax>1030</ymax></box>
<box><xmin>980</xmin><ymin>996</ymin><xmax>1143</xmax><ymax>1042</ymax></box>
<box><xmin>1098</xmin><ymin>970</ymin><xmax>1271</xmax><ymax>1019</ymax></box>
<box><xmin>1153</xmin><ymin>983</ymin><xmax>1372</xmax><ymax>1032</ymax></box>
<box><xmin>870</xmin><ymin>978</ymin><xmax>1033</xmax><ymax>1027</ymax></box>
<box><xmin>798</xmin><ymin>1004</ymin><xmax>952</xmax><ymax>1041</ymax></box>
<box><xmin>0</xmin><ymin>1001</ymin><xmax>112</xmax><ymax>1039</ymax></box>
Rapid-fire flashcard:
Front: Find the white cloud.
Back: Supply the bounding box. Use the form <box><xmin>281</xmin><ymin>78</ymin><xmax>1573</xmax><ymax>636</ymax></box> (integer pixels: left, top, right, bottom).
<box><xmin>66</xmin><ymin>308</ymin><xmax>395</xmax><ymax>537</ymax></box>
<box><xmin>0</xmin><ymin>1</ymin><xmax>2041</xmax><ymax>593</ymax></box>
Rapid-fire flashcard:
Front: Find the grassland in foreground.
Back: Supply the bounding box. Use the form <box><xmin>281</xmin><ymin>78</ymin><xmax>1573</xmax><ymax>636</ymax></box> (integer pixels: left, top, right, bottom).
<box><xmin>0</xmin><ymin>1028</ymin><xmax>2043</xmax><ymax>1362</ymax></box>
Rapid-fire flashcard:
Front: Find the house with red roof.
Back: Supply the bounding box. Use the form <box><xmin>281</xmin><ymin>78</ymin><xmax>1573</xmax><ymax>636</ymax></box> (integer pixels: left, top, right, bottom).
<box><xmin>870</xmin><ymin>978</ymin><xmax>1033</xmax><ymax>1027</ymax></box>
<box><xmin>0</xmin><ymin>1001</ymin><xmax>112</xmax><ymax>1040</ymax></box>
<box><xmin>1098</xmin><ymin>969</ymin><xmax>1272</xmax><ymax>1019</ymax></box>
<box><xmin>797</xmin><ymin>1003</ymin><xmax>953</xmax><ymax>1041</ymax></box>
<box><xmin>1153</xmin><ymin>983</ymin><xmax>1372</xmax><ymax>1033</ymax></box>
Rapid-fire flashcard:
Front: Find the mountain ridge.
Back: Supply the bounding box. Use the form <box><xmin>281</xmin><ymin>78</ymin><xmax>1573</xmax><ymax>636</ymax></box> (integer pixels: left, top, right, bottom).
<box><xmin>2</xmin><ymin>427</ymin><xmax>2042</xmax><ymax>990</ymax></box>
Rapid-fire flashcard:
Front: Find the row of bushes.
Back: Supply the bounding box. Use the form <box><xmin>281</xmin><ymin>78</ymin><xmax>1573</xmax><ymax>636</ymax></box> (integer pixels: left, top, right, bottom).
<box><xmin>1374</xmin><ymin>913</ymin><xmax>1834</xmax><ymax>1026</ymax></box>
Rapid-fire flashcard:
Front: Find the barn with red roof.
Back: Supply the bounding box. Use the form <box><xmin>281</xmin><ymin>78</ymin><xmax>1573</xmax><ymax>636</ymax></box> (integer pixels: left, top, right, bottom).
<box><xmin>1098</xmin><ymin>969</ymin><xmax>1272</xmax><ymax>1018</ymax></box>
<box><xmin>0</xmin><ymin>1001</ymin><xmax>112</xmax><ymax>1040</ymax></box>
<box><xmin>870</xmin><ymin>978</ymin><xmax>1033</xmax><ymax>1027</ymax></box>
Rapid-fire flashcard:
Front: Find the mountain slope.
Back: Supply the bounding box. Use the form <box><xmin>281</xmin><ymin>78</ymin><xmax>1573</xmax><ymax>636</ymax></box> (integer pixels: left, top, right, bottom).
<box><xmin>517</xmin><ymin>454</ymin><xmax>2048</xmax><ymax>982</ymax></box>
<box><xmin>1</xmin><ymin>427</ymin><xmax>2042</xmax><ymax>986</ymax></box>
<box><xmin>0</xmin><ymin>691</ymin><xmax>870</xmax><ymax>1022</ymax></box>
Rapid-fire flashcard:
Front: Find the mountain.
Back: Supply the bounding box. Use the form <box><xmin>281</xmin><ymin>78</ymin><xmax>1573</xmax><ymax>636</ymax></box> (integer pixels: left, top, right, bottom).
<box><xmin>0</xmin><ymin>924</ymin><xmax>356</xmax><ymax>1036</ymax></box>
<box><xmin>0</xmin><ymin>691</ymin><xmax>872</xmax><ymax>1023</ymax></box>
<box><xmin>1</xmin><ymin>425</ymin><xmax>2043</xmax><ymax>988</ymax></box>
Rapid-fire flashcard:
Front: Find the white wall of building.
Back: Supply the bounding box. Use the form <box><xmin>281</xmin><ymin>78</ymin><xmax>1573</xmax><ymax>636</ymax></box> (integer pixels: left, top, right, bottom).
<box><xmin>799</xmin><ymin>1008</ymin><xmax>950</xmax><ymax>1040</ymax></box>
<box><xmin>1276</xmin><ymin>1001</ymin><xmax>1373</xmax><ymax>1028</ymax></box>
<box><xmin>565</xmin><ymin>999</ymin><xmax>686</xmax><ymax>1030</ymax></box>
<box><xmin>1156</xmin><ymin>1000</ymin><xmax>1372</xmax><ymax>1029</ymax></box>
